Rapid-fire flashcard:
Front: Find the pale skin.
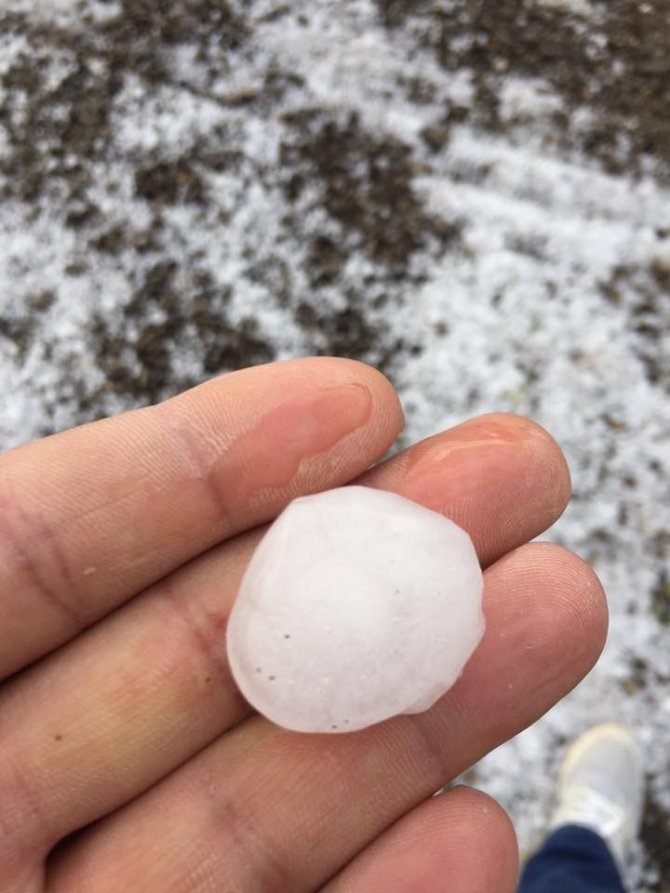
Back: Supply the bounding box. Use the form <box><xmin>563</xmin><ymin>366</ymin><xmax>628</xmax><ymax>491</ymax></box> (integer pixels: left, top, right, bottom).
<box><xmin>0</xmin><ymin>357</ymin><xmax>607</xmax><ymax>893</ymax></box>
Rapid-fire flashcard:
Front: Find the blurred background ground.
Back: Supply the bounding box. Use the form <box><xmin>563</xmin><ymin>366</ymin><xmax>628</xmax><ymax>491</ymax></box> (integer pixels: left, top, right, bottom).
<box><xmin>1</xmin><ymin>1</ymin><xmax>669</xmax><ymax>888</ymax></box>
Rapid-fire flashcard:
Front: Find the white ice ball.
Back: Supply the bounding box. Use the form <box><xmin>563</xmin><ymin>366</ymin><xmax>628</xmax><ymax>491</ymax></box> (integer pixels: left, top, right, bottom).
<box><xmin>227</xmin><ymin>486</ymin><xmax>485</xmax><ymax>733</ymax></box>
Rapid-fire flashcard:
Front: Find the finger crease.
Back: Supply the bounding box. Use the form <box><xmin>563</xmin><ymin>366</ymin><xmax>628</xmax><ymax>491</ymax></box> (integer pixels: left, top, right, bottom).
<box><xmin>403</xmin><ymin>711</ymin><xmax>453</xmax><ymax>792</ymax></box>
<box><xmin>159</xmin><ymin>576</ymin><xmax>235</xmax><ymax>694</ymax></box>
<box><xmin>167</xmin><ymin>417</ymin><xmax>234</xmax><ymax>537</ymax></box>
<box><xmin>0</xmin><ymin>490</ymin><xmax>85</xmax><ymax>633</ymax></box>
<box><xmin>209</xmin><ymin>793</ymin><xmax>293</xmax><ymax>893</ymax></box>
<box><xmin>1</xmin><ymin>746</ymin><xmax>55</xmax><ymax>865</ymax></box>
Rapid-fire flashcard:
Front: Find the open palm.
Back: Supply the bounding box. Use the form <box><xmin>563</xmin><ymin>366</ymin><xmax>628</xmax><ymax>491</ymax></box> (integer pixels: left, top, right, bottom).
<box><xmin>0</xmin><ymin>358</ymin><xmax>606</xmax><ymax>892</ymax></box>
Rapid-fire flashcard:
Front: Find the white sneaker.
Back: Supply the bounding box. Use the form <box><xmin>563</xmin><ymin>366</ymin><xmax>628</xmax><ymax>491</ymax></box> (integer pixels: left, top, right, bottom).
<box><xmin>548</xmin><ymin>722</ymin><xmax>644</xmax><ymax>870</ymax></box>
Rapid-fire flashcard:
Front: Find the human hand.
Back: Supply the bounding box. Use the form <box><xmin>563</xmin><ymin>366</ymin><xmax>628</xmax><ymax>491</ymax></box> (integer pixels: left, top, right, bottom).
<box><xmin>0</xmin><ymin>358</ymin><xmax>606</xmax><ymax>892</ymax></box>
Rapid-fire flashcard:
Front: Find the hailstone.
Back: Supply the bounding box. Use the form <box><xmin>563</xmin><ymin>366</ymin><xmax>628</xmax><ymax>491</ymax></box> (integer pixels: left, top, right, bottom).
<box><xmin>227</xmin><ymin>486</ymin><xmax>485</xmax><ymax>733</ymax></box>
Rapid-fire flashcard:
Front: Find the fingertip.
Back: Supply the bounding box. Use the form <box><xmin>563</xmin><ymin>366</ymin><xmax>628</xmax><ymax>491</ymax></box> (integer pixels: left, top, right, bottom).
<box><xmin>485</xmin><ymin>540</ymin><xmax>609</xmax><ymax>692</ymax></box>
<box><xmin>473</xmin><ymin>412</ymin><xmax>572</xmax><ymax>513</ymax></box>
<box><xmin>314</xmin><ymin>356</ymin><xmax>405</xmax><ymax>438</ymax></box>
<box><xmin>261</xmin><ymin>356</ymin><xmax>405</xmax><ymax>440</ymax></box>
<box><xmin>369</xmin><ymin>411</ymin><xmax>572</xmax><ymax>566</ymax></box>
<box><xmin>327</xmin><ymin>784</ymin><xmax>519</xmax><ymax>893</ymax></box>
<box><xmin>522</xmin><ymin>542</ymin><xmax>609</xmax><ymax>665</ymax></box>
<box><xmin>403</xmin><ymin>786</ymin><xmax>519</xmax><ymax>893</ymax></box>
<box><xmin>441</xmin><ymin>786</ymin><xmax>520</xmax><ymax>890</ymax></box>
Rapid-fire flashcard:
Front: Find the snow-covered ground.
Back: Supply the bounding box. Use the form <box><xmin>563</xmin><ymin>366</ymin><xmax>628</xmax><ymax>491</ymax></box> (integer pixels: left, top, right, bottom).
<box><xmin>1</xmin><ymin>1</ymin><xmax>669</xmax><ymax>888</ymax></box>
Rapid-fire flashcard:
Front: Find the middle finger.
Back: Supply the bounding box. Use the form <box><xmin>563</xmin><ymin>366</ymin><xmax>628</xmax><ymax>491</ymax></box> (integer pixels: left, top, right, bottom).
<box><xmin>1</xmin><ymin>414</ymin><xmax>569</xmax><ymax>863</ymax></box>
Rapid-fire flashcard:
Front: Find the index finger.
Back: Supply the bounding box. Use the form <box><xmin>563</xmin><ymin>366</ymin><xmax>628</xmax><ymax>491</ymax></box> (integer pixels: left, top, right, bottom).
<box><xmin>0</xmin><ymin>358</ymin><xmax>404</xmax><ymax>678</ymax></box>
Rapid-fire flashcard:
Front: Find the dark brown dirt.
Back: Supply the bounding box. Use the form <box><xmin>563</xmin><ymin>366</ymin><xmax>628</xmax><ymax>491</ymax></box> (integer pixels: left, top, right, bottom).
<box><xmin>282</xmin><ymin>110</ymin><xmax>459</xmax><ymax>270</ymax></box>
<box><xmin>641</xmin><ymin>792</ymin><xmax>670</xmax><ymax>890</ymax></box>
<box><xmin>87</xmin><ymin>264</ymin><xmax>274</xmax><ymax>408</ymax></box>
<box><xmin>134</xmin><ymin>159</ymin><xmax>207</xmax><ymax>206</ymax></box>
<box><xmin>651</xmin><ymin>570</ymin><xmax>670</xmax><ymax>627</ymax></box>
<box><xmin>0</xmin><ymin>1</ymin><xmax>273</xmax><ymax>423</ymax></box>
<box><xmin>277</xmin><ymin>109</ymin><xmax>458</xmax><ymax>370</ymax></box>
<box><xmin>377</xmin><ymin>0</ymin><xmax>670</xmax><ymax>178</ymax></box>
<box><xmin>0</xmin><ymin>2</ymin><xmax>247</xmax><ymax>206</ymax></box>
<box><xmin>599</xmin><ymin>263</ymin><xmax>670</xmax><ymax>392</ymax></box>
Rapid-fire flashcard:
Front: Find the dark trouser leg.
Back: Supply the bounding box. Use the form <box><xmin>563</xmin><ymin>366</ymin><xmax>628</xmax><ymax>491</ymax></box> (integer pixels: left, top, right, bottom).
<box><xmin>518</xmin><ymin>825</ymin><xmax>627</xmax><ymax>893</ymax></box>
